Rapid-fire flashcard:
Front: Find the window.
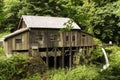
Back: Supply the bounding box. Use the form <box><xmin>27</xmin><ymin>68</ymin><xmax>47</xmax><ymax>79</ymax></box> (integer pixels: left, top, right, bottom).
<box><xmin>39</xmin><ymin>35</ymin><xmax>43</xmax><ymax>41</ymax></box>
<box><xmin>72</xmin><ymin>35</ymin><xmax>75</xmax><ymax>41</ymax></box>
<box><xmin>82</xmin><ymin>34</ymin><xmax>85</xmax><ymax>37</ymax></box>
<box><xmin>50</xmin><ymin>34</ymin><xmax>57</xmax><ymax>41</ymax></box>
<box><xmin>66</xmin><ymin>36</ymin><xmax>69</xmax><ymax>41</ymax></box>
<box><xmin>82</xmin><ymin>34</ymin><xmax>85</xmax><ymax>44</ymax></box>
<box><xmin>16</xmin><ymin>39</ymin><xmax>22</xmax><ymax>43</ymax></box>
<box><xmin>36</xmin><ymin>34</ymin><xmax>43</xmax><ymax>41</ymax></box>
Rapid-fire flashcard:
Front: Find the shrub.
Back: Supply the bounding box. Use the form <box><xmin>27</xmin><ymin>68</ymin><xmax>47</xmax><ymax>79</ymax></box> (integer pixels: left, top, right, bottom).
<box><xmin>0</xmin><ymin>54</ymin><xmax>46</xmax><ymax>80</ymax></box>
<box><xmin>45</xmin><ymin>66</ymin><xmax>102</xmax><ymax>80</ymax></box>
<box><xmin>47</xmin><ymin>69</ymin><xmax>66</xmax><ymax>80</ymax></box>
<box><xmin>0</xmin><ymin>47</ymin><xmax>5</xmax><ymax>56</ymax></box>
<box><xmin>0</xmin><ymin>54</ymin><xmax>29</xmax><ymax>80</ymax></box>
<box><xmin>22</xmin><ymin>73</ymin><xmax>41</xmax><ymax>80</ymax></box>
<box><xmin>65</xmin><ymin>65</ymin><xmax>100</xmax><ymax>80</ymax></box>
<box><xmin>102</xmin><ymin>46</ymin><xmax>120</xmax><ymax>80</ymax></box>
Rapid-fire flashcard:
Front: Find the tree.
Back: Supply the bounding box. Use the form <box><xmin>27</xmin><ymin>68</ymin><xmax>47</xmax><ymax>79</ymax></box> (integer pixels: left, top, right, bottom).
<box><xmin>2</xmin><ymin>0</ymin><xmax>22</xmax><ymax>32</ymax></box>
<box><xmin>0</xmin><ymin>0</ymin><xmax>5</xmax><ymax>32</ymax></box>
<box><xmin>2</xmin><ymin>0</ymin><xmax>68</xmax><ymax>32</ymax></box>
<box><xmin>91</xmin><ymin>1</ymin><xmax>120</xmax><ymax>44</ymax></box>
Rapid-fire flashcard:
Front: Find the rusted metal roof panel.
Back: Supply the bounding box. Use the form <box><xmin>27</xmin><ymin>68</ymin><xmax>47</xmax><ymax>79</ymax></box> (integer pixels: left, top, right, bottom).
<box><xmin>22</xmin><ymin>15</ymin><xmax>81</xmax><ymax>30</ymax></box>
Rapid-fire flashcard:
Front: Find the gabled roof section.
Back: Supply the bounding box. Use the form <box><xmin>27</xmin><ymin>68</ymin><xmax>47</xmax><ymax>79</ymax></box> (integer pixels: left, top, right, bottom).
<box><xmin>3</xmin><ymin>28</ymin><xmax>29</xmax><ymax>41</ymax></box>
<box><xmin>19</xmin><ymin>15</ymin><xmax>80</xmax><ymax>30</ymax></box>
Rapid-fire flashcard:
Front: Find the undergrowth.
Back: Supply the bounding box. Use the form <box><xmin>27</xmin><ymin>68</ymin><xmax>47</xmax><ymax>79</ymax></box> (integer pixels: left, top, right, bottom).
<box><xmin>0</xmin><ymin>46</ymin><xmax>120</xmax><ymax>80</ymax></box>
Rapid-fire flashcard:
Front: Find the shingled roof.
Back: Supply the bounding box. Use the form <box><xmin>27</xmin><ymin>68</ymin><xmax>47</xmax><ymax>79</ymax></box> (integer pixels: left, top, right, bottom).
<box><xmin>19</xmin><ymin>15</ymin><xmax>81</xmax><ymax>30</ymax></box>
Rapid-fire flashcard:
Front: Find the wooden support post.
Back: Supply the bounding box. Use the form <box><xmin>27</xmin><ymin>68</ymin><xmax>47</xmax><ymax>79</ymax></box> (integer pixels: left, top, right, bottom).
<box><xmin>46</xmin><ymin>48</ymin><xmax>49</xmax><ymax>69</ymax></box>
<box><xmin>54</xmin><ymin>48</ymin><xmax>57</xmax><ymax>69</ymax></box>
<box><xmin>62</xmin><ymin>47</ymin><xmax>64</xmax><ymax>68</ymax></box>
<box><xmin>69</xmin><ymin>31</ymin><xmax>72</xmax><ymax>69</ymax></box>
<box><xmin>69</xmin><ymin>47</ymin><xmax>72</xmax><ymax>69</ymax></box>
<box><xmin>87</xmin><ymin>46</ymin><xmax>89</xmax><ymax>55</ymax></box>
<box><xmin>76</xmin><ymin>47</ymin><xmax>79</xmax><ymax>53</ymax></box>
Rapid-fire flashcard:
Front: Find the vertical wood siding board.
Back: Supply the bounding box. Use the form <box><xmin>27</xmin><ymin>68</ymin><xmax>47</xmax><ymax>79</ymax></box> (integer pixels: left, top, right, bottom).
<box><xmin>69</xmin><ymin>31</ymin><xmax>72</xmax><ymax>68</ymax></box>
<box><xmin>8</xmin><ymin>39</ymin><xmax>11</xmax><ymax>54</ymax></box>
<box><xmin>86</xmin><ymin>34</ymin><xmax>87</xmax><ymax>46</ymax></box>
<box><xmin>89</xmin><ymin>36</ymin><xmax>91</xmax><ymax>46</ymax></box>
<box><xmin>78</xmin><ymin>32</ymin><xmax>80</xmax><ymax>47</ymax></box>
<box><xmin>81</xmin><ymin>32</ymin><xmax>82</xmax><ymax>46</ymax></box>
<box><xmin>78</xmin><ymin>31</ymin><xmax>80</xmax><ymax>47</ymax></box>
<box><xmin>29</xmin><ymin>30</ymin><xmax>31</xmax><ymax>49</ymax></box>
<box><xmin>27</xmin><ymin>32</ymin><xmax>29</xmax><ymax>49</ymax></box>
<box><xmin>4</xmin><ymin>41</ymin><xmax>8</xmax><ymax>55</ymax></box>
<box><xmin>12</xmin><ymin>38</ymin><xmax>14</xmax><ymax>50</ymax></box>
<box><xmin>22</xmin><ymin>33</ymin><xmax>24</xmax><ymax>49</ymax></box>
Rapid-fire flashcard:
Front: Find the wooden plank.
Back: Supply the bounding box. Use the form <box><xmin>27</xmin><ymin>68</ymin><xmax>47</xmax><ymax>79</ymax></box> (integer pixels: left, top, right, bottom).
<box><xmin>54</xmin><ymin>48</ymin><xmax>57</xmax><ymax>68</ymax></box>
<box><xmin>45</xmin><ymin>29</ymin><xmax>49</xmax><ymax>69</ymax></box>
<box><xmin>69</xmin><ymin>31</ymin><xmax>72</xmax><ymax>69</ymax></box>
<box><xmin>69</xmin><ymin>47</ymin><xmax>72</xmax><ymax>69</ymax></box>
<box><xmin>46</xmin><ymin>48</ymin><xmax>49</xmax><ymax>69</ymax></box>
<box><xmin>62</xmin><ymin>47</ymin><xmax>64</xmax><ymax>68</ymax></box>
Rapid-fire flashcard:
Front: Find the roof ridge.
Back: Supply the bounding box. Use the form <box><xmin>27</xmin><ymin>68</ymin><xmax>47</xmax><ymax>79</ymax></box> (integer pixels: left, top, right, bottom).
<box><xmin>22</xmin><ymin>15</ymin><xmax>69</xmax><ymax>19</ymax></box>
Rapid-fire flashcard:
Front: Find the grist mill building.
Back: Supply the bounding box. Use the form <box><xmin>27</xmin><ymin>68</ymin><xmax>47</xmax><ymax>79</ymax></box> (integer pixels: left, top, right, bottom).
<box><xmin>3</xmin><ymin>15</ymin><xmax>95</xmax><ymax>68</ymax></box>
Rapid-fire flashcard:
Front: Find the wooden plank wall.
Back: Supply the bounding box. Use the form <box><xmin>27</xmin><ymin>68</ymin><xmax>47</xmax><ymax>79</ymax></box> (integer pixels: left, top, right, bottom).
<box><xmin>80</xmin><ymin>32</ymin><xmax>94</xmax><ymax>47</ymax></box>
<box><xmin>29</xmin><ymin>29</ymin><xmax>81</xmax><ymax>48</ymax></box>
<box><xmin>4</xmin><ymin>31</ymin><xmax>29</xmax><ymax>54</ymax></box>
<box><xmin>4</xmin><ymin>29</ymin><xmax>94</xmax><ymax>55</ymax></box>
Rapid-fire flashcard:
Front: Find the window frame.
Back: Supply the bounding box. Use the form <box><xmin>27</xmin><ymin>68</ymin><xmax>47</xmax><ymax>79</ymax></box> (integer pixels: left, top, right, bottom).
<box><xmin>15</xmin><ymin>39</ymin><xmax>22</xmax><ymax>43</ymax></box>
<box><xmin>66</xmin><ymin>35</ymin><xmax>69</xmax><ymax>41</ymax></box>
<box><xmin>72</xmin><ymin>35</ymin><xmax>75</xmax><ymax>41</ymax></box>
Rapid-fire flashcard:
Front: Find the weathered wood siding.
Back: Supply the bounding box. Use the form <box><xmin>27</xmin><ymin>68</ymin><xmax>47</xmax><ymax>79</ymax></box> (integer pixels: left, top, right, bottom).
<box><xmin>29</xmin><ymin>29</ymin><xmax>82</xmax><ymax>48</ymax></box>
<box><xmin>80</xmin><ymin>32</ymin><xmax>94</xmax><ymax>47</ymax></box>
<box><xmin>3</xmin><ymin>31</ymin><xmax>29</xmax><ymax>54</ymax></box>
<box><xmin>29</xmin><ymin>29</ymin><xmax>61</xmax><ymax>48</ymax></box>
<box><xmin>62</xmin><ymin>31</ymin><xmax>80</xmax><ymax>47</ymax></box>
<box><xmin>21</xmin><ymin>21</ymin><xmax>27</xmax><ymax>29</ymax></box>
<box><xmin>3</xmin><ymin>28</ymin><xmax>94</xmax><ymax>55</ymax></box>
<box><xmin>4</xmin><ymin>39</ymin><xmax>12</xmax><ymax>55</ymax></box>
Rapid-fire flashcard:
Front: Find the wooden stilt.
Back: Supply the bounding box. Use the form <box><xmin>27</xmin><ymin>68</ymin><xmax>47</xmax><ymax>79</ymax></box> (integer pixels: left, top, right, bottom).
<box><xmin>76</xmin><ymin>47</ymin><xmax>79</xmax><ymax>53</ymax></box>
<box><xmin>69</xmin><ymin>47</ymin><xmax>72</xmax><ymax>69</ymax></box>
<box><xmin>46</xmin><ymin>48</ymin><xmax>49</xmax><ymax>69</ymax></box>
<box><xmin>54</xmin><ymin>48</ymin><xmax>57</xmax><ymax>68</ymax></box>
<box><xmin>69</xmin><ymin>31</ymin><xmax>72</xmax><ymax>69</ymax></box>
<box><xmin>62</xmin><ymin>47</ymin><xmax>64</xmax><ymax>68</ymax></box>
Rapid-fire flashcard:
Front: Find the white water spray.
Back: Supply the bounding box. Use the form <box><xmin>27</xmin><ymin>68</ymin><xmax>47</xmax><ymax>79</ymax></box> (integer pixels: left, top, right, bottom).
<box><xmin>6</xmin><ymin>53</ymin><xmax>12</xmax><ymax>58</ymax></box>
<box><xmin>101</xmin><ymin>47</ymin><xmax>109</xmax><ymax>71</ymax></box>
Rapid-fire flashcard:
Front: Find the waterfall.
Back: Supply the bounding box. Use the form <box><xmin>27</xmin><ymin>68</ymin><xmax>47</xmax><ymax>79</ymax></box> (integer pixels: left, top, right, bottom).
<box><xmin>101</xmin><ymin>47</ymin><xmax>109</xmax><ymax>71</ymax></box>
<box><xmin>6</xmin><ymin>53</ymin><xmax>12</xmax><ymax>58</ymax></box>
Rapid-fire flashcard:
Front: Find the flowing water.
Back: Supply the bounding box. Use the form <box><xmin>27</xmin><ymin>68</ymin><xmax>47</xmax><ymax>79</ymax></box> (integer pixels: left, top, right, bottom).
<box><xmin>101</xmin><ymin>47</ymin><xmax>109</xmax><ymax>71</ymax></box>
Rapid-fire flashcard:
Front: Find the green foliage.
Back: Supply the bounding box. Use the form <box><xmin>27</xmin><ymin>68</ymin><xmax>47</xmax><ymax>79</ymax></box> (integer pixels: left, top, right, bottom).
<box><xmin>0</xmin><ymin>31</ymin><xmax>10</xmax><ymax>38</ymax></box>
<box><xmin>92</xmin><ymin>46</ymin><xmax>103</xmax><ymax>59</ymax></box>
<box><xmin>60</xmin><ymin>19</ymin><xmax>74</xmax><ymax>32</ymax></box>
<box><xmin>99</xmin><ymin>46</ymin><xmax>120</xmax><ymax>80</ymax></box>
<box><xmin>0</xmin><ymin>0</ymin><xmax>5</xmax><ymax>30</ymax></box>
<box><xmin>0</xmin><ymin>54</ymin><xmax>45</xmax><ymax>80</ymax></box>
<box><xmin>47</xmin><ymin>69</ymin><xmax>66</xmax><ymax>80</ymax></box>
<box><xmin>0</xmin><ymin>47</ymin><xmax>5</xmax><ymax>56</ymax></box>
<box><xmin>22</xmin><ymin>73</ymin><xmax>41</xmax><ymax>80</ymax></box>
<box><xmin>45</xmin><ymin>46</ymin><xmax>120</xmax><ymax>80</ymax></box>
<box><xmin>45</xmin><ymin>66</ymin><xmax>101</xmax><ymax>80</ymax></box>
<box><xmin>1</xmin><ymin>0</ymin><xmax>68</xmax><ymax>32</ymax></box>
<box><xmin>92</xmin><ymin>0</ymin><xmax>118</xmax><ymax>6</ymax></box>
<box><xmin>65</xmin><ymin>66</ymin><xmax>100</xmax><ymax>80</ymax></box>
<box><xmin>91</xmin><ymin>1</ymin><xmax>120</xmax><ymax>44</ymax></box>
<box><xmin>93</xmin><ymin>38</ymin><xmax>102</xmax><ymax>46</ymax></box>
<box><xmin>0</xmin><ymin>54</ymin><xmax>29</xmax><ymax>80</ymax></box>
<box><xmin>1</xmin><ymin>0</ymin><xmax>120</xmax><ymax>45</ymax></box>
